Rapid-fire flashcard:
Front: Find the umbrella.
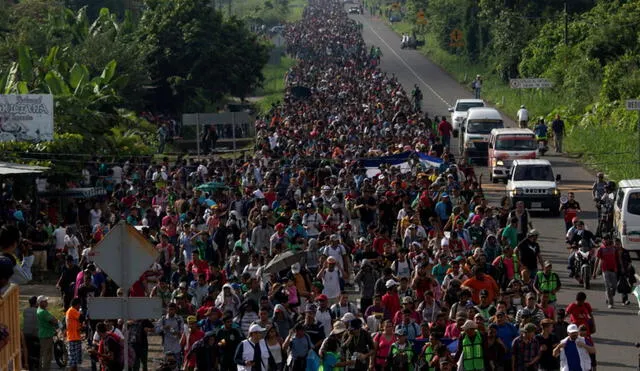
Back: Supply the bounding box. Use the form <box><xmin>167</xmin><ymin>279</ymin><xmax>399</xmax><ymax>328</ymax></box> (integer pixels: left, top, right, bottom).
<box><xmin>290</xmin><ymin>85</ymin><xmax>312</xmax><ymax>99</ymax></box>
<box><xmin>196</xmin><ymin>182</ymin><xmax>229</xmax><ymax>192</ymax></box>
<box><xmin>264</xmin><ymin>250</ymin><xmax>306</xmax><ymax>274</ymax></box>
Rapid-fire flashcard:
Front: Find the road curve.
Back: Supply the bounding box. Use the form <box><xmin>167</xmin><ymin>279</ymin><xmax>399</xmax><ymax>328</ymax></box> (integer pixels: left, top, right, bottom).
<box><xmin>351</xmin><ymin>8</ymin><xmax>639</xmax><ymax>370</ymax></box>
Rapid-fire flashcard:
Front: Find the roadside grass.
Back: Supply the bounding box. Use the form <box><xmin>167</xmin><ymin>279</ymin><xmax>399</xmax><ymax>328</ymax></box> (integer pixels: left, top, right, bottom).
<box><xmin>255</xmin><ymin>56</ymin><xmax>296</xmax><ymax>114</ymax></box>
<box><xmin>287</xmin><ymin>0</ymin><xmax>307</xmax><ymax>22</ymax></box>
<box><xmin>386</xmin><ymin>19</ymin><xmax>632</xmax><ymax>178</ymax></box>
<box><xmin>565</xmin><ymin>125</ymin><xmax>640</xmax><ymax>180</ymax></box>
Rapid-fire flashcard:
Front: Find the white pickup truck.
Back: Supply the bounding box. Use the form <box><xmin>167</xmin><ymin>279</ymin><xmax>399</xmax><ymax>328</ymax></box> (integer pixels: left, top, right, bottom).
<box><xmin>448</xmin><ymin>98</ymin><xmax>485</xmax><ymax>137</ymax></box>
<box><xmin>506</xmin><ymin>159</ymin><xmax>561</xmax><ymax>215</ymax></box>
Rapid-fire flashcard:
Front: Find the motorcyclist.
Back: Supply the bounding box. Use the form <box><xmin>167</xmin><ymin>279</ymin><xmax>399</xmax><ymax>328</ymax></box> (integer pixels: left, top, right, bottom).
<box><xmin>534</xmin><ymin>118</ymin><xmax>548</xmax><ymax>153</ymax></box>
<box><xmin>597</xmin><ymin>181</ymin><xmax>616</xmax><ymax>236</ymax></box>
<box><xmin>592</xmin><ymin>172</ymin><xmax>607</xmax><ymax>218</ymax></box>
<box><xmin>559</xmin><ymin>192</ymin><xmax>581</xmax><ymax>231</ymax></box>
<box><xmin>567</xmin><ymin>221</ymin><xmax>595</xmax><ymax>277</ymax></box>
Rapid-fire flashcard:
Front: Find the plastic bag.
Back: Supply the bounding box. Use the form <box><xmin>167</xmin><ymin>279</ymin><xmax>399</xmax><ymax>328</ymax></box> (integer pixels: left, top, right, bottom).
<box><xmin>306</xmin><ymin>349</ymin><xmax>321</xmax><ymax>371</ymax></box>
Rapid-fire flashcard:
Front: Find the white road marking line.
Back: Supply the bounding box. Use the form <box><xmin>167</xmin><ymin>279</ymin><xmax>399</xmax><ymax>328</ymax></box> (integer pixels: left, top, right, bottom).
<box><xmin>359</xmin><ymin>16</ymin><xmax>451</xmax><ymax>106</ymax></box>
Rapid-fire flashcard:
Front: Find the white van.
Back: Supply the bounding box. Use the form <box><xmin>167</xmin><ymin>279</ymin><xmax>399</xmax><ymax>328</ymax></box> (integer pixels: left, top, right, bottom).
<box><xmin>448</xmin><ymin>98</ymin><xmax>485</xmax><ymax>137</ymax></box>
<box><xmin>613</xmin><ymin>179</ymin><xmax>640</xmax><ymax>255</ymax></box>
<box><xmin>459</xmin><ymin>107</ymin><xmax>504</xmax><ymax>164</ymax></box>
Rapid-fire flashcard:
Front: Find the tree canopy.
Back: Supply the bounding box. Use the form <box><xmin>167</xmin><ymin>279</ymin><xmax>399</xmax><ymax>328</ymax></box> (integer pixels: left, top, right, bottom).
<box><xmin>138</xmin><ymin>0</ymin><xmax>269</xmax><ymax>114</ymax></box>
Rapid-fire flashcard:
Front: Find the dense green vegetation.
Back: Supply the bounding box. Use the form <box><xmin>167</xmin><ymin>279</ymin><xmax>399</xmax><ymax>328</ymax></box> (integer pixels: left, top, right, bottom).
<box><xmin>379</xmin><ymin>0</ymin><xmax>640</xmax><ymax>179</ymax></box>
<box><xmin>0</xmin><ymin>0</ymin><xmax>276</xmax><ymax>183</ymax></box>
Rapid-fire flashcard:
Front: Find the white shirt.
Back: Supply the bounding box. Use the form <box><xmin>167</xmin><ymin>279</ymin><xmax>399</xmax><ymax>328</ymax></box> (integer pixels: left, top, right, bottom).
<box><xmin>54</xmin><ymin>227</ymin><xmax>66</xmax><ymax>251</ymax></box>
<box><xmin>237</xmin><ymin>339</ymin><xmax>270</xmax><ymax>371</ymax></box>
<box><xmin>64</xmin><ymin>235</ymin><xmax>80</xmax><ymax>261</ymax></box>
<box><xmin>90</xmin><ymin>209</ymin><xmax>102</xmax><ymax>227</ymax></box>
<box><xmin>517</xmin><ymin>108</ymin><xmax>529</xmax><ymax>121</ymax></box>
<box><xmin>322</xmin><ymin>269</ymin><xmax>341</xmax><ymax>299</ymax></box>
<box><xmin>559</xmin><ymin>336</ymin><xmax>592</xmax><ymax>371</ymax></box>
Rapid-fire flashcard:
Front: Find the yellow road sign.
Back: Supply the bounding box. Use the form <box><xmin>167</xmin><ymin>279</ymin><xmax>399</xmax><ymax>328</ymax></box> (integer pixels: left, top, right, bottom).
<box><xmin>416</xmin><ymin>10</ymin><xmax>427</xmax><ymax>25</ymax></box>
<box><xmin>450</xmin><ymin>28</ymin><xmax>463</xmax><ymax>42</ymax></box>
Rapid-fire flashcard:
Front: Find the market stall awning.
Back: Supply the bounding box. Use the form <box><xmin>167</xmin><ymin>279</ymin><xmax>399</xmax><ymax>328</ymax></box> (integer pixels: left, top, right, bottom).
<box><xmin>0</xmin><ymin>162</ymin><xmax>49</xmax><ymax>176</ymax></box>
<box><xmin>38</xmin><ymin>187</ymin><xmax>107</xmax><ymax>199</ymax></box>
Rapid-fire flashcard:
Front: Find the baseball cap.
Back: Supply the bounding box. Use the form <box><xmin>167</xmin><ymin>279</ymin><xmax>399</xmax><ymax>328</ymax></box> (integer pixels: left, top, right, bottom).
<box><xmin>567</xmin><ymin>324</ymin><xmax>579</xmax><ymax>334</ymax></box>
<box><xmin>523</xmin><ymin>323</ymin><xmax>537</xmax><ymax>333</ymax></box>
<box><xmin>394</xmin><ymin>325</ymin><xmax>407</xmax><ymax>336</ymax></box>
<box><xmin>402</xmin><ymin>296</ymin><xmax>414</xmax><ymax>304</ymax></box>
<box><xmin>385</xmin><ymin>279</ymin><xmax>399</xmax><ymax>288</ymax></box>
<box><xmin>36</xmin><ymin>295</ymin><xmax>49</xmax><ymax>304</ymax></box>
<box><xmin>461</xmin><ymin>320</ymin><xmax>477</xmax><ymax>330</ymax></box>
<box><xmin>187</xmin><ymin>316</ymin><xmax>197</xmax><ymax>324</ymax></box>
<box><xmin>315</xmin><ymin>294</ymin><xmax>328</xmax><ymax>302</ymax></box>
<box><xmin>348</xmin><ymin>318</ymin><xmax>362</xmax><ymax>330</ymax></box>
<box><xmin>341</xmin><ymin>313</ymin><xmax>356</xmax><ymax>322</ymax></box>
<box><xmin>249</xmin><ymin>324</ymin><xmax>266</xmax><ymax>334</ymax></box>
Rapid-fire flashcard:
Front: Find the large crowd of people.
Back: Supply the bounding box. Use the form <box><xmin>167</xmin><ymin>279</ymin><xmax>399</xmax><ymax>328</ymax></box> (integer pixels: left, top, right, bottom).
<box><xmin>0</xmin><ymin>0</ymin><xmax>636</xmax><ymax>370</ymax></box>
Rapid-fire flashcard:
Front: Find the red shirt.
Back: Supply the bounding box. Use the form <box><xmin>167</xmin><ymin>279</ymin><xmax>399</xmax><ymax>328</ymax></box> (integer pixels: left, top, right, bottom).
<box><xmin>187</xmin><ymin>259</ymin><xmax>209</xmax><ymax>276</ymax></box>
<box><xmin>372</xmin><ymin>236</ymin><xmax>391</xmax><ymax>255</ymax></box>
<box><xmin>382</xmin><ymin>292</ymin><xmax>401</xmax><ymax>319</ymax></box>
<box><xmin>161</xmin><ymin>215</ymin><xmax>178</xmax><ymax>237</ymax></box>
<box><xmin>181</xmin><ymin>329</ymin><xmax>205</xmax><ymax>367</ymax></box>
<box><xmin>565</xmin><ymin>302</ymin><xmax>592</xmax><ymax>328</ymax></box>
<box><xmin>596</xmin><ymin>245</ymin><xmax>618</xmax><ymax>272</ymax></box>
<box><xmin>438</xmin><ymin>120</ymin><xmax>453</xmax><ymax>137</ymax></box>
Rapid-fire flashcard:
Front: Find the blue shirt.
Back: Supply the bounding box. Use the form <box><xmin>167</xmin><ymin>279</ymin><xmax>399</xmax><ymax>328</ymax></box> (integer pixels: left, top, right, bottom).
<box><xmin>435</xmin><ymin>201</ymin><xmax>449</xmax><ymax>221</ymax></box>
<box><xmin>92</xmin><ymin>271</ymin><xmax>106</xmax><ymax>290</ymax></box>
<box><xmin>564</xmin><ymin>339</ymin><xmax>582</xmax><ymax>371</ymax></box>
<box><xmin>496</xmin><ymin>322</ymin><xmax>519</xmax><ymax>356</ymax></box>
<box><xmin>534</xmin><ymin>124</ymin><xmax>548</xmax><ymax>138</ymax></box>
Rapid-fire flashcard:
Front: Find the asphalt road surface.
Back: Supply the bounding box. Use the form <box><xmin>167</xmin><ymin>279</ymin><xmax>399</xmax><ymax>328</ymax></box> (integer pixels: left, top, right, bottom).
<box><xmin>352</xmin><ymin>8</ymin><xmax>639</xmax><ymax>370</ymax></box>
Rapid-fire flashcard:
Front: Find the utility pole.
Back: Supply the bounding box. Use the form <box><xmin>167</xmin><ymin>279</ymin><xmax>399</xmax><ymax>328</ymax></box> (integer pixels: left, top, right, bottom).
<box><xmin>564</xmin><ymin>0</ymin><xmax>568</xmax><ymax>46</ymax></box>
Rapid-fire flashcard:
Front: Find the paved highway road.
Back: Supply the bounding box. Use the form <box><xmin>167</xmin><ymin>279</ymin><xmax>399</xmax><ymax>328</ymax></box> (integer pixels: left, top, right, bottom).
<box><xmin>351</xmin><ymin>8</ymin><xmax>639</xmax><ymax>370</ymax></box>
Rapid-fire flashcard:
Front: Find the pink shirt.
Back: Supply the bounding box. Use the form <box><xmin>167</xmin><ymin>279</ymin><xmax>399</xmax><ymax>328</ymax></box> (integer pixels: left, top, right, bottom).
<box><xmin>444</xmin><ymin>323</ymin><xmax>461</xmax><ymax>339</ymax></box>
<box><xmin>373</xmin><ymin>332</ymin><xmax>397</xmax><ymax>366</ymax></box>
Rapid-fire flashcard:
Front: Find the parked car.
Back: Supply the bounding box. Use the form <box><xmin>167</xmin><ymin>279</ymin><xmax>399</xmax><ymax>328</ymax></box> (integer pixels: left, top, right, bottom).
<box><xmin>348</xmin><ymin>6</ymin><xmax>361</xmax><ymax>14</ymax></box>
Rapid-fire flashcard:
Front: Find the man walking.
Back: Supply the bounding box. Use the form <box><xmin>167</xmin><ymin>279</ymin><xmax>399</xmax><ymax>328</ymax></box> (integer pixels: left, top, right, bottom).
<box><xmin>551</xmin><ymin>114</ymin><xmax>565</xmax><ymax>153</ymax></box>
<box><xmin>517</xmin><ymin>105</ymin><xmax>529</xmax><ymax>129</ymax></box>
<box><xmin>438</xmin><ymin>117</ymin><xmax>453</xmax><ymax>148</ymax></box>
<box><xmin>594</xmin><ymin>235</ymin><xmax>619</xmax><ymax>309</ymax></box>
<box><xmin>22</xmin><ymin>296</ymin><xmax>40</xmax><ymax>370</ymax></box>
<box><xmin>36</xmin><ymin>295</ymin><xmax>58</xmax><ymax>371</ymax></box>
<box><xmin>66</xmin><ymin>298</ymin><xmax>84</xmax><ymax>371</ymax></box>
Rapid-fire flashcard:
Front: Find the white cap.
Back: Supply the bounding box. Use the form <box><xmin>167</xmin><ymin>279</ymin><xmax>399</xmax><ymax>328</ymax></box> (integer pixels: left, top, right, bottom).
<box><xmin>253</xmin><ymin>190</ymin><xmax>265</xmax><ymax>199</ymax></box>
<box><xmin>567</xmin><ymin>324</ymin><xmax>579</xmax><ymax>334</ymax></box>
<box><xmin>261</xmin><ymin>205</ymin><xmax>269</xmax><ymax>212</ymax></box>
<box><xmin>291</xmin><ymin>263</ymin><xmax>301</xmax><ymax>274</ymax></box>
<box><xmin>249</xmin><ymin>324</ymin><xmax>266</xmax><ymax>334</ymax></box>
<box><xmin>37</xmin><ymin>295</ymin><xmax>49</xmax><ymax>304</ymax></box>
<box><xmin>385</xmin><ymin>279</ymin><xmax>399</xmax><ymax>288</ymax></box>
<box><xmin>341</xmin><ymin>313</ymin><xmax>356</xmax><ymax>322</ymax></box>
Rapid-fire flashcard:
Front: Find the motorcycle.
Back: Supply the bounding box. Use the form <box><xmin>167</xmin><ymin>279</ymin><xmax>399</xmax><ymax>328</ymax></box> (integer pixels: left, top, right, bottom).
<box><xmin>595</xmin><ymin>200</ymin><xmax>613</xmax><ymax>238</ymax></box>
<box><xmin>570</xmin><ymin>240</ymin><xmax>596</xmax><ymax>289</ymax></box>
<box><xmin>54</xmin><ymin>326</ymin><xmax>68</xmax><ymax>368</ymax></box>
<box><xmin>537</xmin><ymin>135</ymin><xmax>548</xmax><ymax>156</ymax></box>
